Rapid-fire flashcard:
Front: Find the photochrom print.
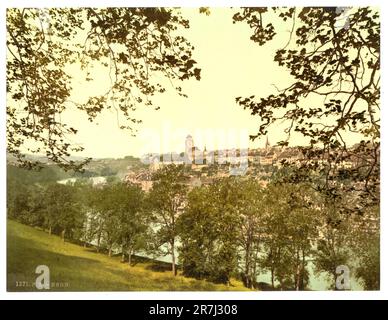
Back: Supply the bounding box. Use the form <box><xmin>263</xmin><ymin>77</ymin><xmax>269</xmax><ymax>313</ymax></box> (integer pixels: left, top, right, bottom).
<box><xmin>6</xmin><ymin>7</ymin><xmax>380</xmax><ymax>291</ymax></box>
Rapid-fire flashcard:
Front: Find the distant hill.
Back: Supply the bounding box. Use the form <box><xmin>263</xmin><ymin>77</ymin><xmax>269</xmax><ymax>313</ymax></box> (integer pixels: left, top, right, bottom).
<box><xmin>7</xmin><ymin>153</ymin><xmax>147</xmax><ymax>182</ymax></box>
<box><xmin>6</xmin><ymin>152</ymin><xmax>87</xmax><ymax>164</ymax></box>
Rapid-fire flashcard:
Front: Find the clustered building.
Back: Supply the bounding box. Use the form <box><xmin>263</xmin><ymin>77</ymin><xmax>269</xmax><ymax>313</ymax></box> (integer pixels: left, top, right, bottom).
<box><xmin>124</xmin><ymin>135</ymin><xmax>356</xmax><ymax>191</ymax></box>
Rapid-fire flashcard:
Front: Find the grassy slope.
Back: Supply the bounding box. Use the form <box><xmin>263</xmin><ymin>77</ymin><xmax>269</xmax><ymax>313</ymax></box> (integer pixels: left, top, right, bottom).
<box><xmin>7</xmin><ymin>220</ymin><xmax>249</xmax><ymax>291</ymax></box>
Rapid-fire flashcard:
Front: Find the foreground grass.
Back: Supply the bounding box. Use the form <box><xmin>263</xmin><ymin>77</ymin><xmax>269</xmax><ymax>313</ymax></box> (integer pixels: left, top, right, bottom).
<box><xmin>7</xmin><ymin>220</ymin><xmax>249</xmax><ymax>291</ymax></box>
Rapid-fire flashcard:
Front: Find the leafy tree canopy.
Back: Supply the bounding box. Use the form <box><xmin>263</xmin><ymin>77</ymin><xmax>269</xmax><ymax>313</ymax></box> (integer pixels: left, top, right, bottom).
<box><xmin>233</xmin><ymin>7</ymin><xmax>380</xmax><ymax>208</ymax></box>
<box><xmin>7</xmin><ymin>8</ymin><xmax>201</xmax><ymax>170</ymax></box>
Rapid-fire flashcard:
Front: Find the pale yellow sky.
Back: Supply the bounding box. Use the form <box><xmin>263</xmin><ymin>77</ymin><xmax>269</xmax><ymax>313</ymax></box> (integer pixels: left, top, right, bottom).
<box><xmin>61</xmin><ymin>8</ymin><xmax>297</xmax><ymax>158</ymax></box>
<box><xmin>14</xmin><ymin>8</ymin><xmax>368</xmax><ymax>158</ymax></box>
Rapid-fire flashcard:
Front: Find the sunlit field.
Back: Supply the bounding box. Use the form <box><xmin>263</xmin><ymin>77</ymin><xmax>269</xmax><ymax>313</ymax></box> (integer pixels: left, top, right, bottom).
<box><xmin>7</xmin><ymin>220</ymin><xmax>248</xmax><ymax>292</ymax></box>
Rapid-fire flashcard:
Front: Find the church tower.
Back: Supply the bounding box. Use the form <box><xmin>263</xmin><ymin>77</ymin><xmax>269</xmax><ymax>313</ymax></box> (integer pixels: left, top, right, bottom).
<box><xmin>264</xmin><ymin>136</ymin><xmax>270</xmax><ymax>151</ymax></box>
<box><xmin>185</xmin><ymin>135</ymin><xmax>194</xmax><ymax>164</ymax></box>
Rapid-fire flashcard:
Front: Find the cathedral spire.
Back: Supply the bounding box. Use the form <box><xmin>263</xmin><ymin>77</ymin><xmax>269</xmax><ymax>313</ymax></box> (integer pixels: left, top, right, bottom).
<box><xmin>265</xmin><ymin>136</ymin><xmax>270</xmax><ymax>150</ymax></box>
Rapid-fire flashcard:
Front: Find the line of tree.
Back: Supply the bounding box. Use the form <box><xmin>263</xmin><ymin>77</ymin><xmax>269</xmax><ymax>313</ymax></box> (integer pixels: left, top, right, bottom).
<box><xmin>7</xmin><ymin>164</ymin><xmax>379</xmax><ymax>290</ymax></box>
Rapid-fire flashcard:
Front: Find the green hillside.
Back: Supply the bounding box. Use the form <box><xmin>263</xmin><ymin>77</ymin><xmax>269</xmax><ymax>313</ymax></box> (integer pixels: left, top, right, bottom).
<box><xmin>7</xmin><ymin>220</ymin><xmax>248</xmax><ymax>291</ymax></box>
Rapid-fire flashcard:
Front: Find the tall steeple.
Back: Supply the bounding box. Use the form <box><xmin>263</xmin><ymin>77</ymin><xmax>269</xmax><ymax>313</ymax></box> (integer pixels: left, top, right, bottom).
<box><xmin>265</xmin><ymin>136</ymin><xmax>270</xmax><ymax>150</ymax></box>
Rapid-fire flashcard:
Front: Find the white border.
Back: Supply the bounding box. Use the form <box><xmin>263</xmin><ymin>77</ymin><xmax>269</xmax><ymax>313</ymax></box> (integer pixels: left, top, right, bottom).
<box><xmin>0</xmin><ymin>0</ymin><xmax>386</xmax><ymax>300</ymax></box>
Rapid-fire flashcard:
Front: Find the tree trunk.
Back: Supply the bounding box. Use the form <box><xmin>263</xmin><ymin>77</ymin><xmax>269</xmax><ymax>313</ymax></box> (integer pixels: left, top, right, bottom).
<box><xmin>252</xmin><ymin>249</ymin><xmax>258</xmax><ymax>290</ymax></box>
<box><xmin>244</xmin><ymin>245</ymin><xmax>251</xmax><ymax>288</ymax></box>
<box><xmin>108</xmin><ymin>246</ymin><xmax>112</xmax><ymax>257</ymax></box>
<box><xmin>48</xmin><ymin>226</ymin><xmax>52</xmax><ymax>236</ymax></box>
<box><xmin>128</xmin><ymin>247</ymin><xmax>133</xmax><ymax>266</ymax></box>
<box><xmin>332</xmin><ymin>272</ymin><xmax>338</xmax><ymax>290</ymax></box>
<box><xmin>96</xmin><ymin>231</ymin><xmax>101</xmax><ymax>253</ymax></box>
<box><xmin>171</xmin><ymin>240</ymin><xmax>176</xmax><ymax>276</ymax></box>
<box><xmin>61</xmin><ymin>229</ymin><xmax>65</xmax><ymax>242</ymax></box>
<box><xmin>301</xmin><ymin>250</ymin><xmax>306</xmax><ymax>290</ymax></box>
<box><xmin>295</xmin><ymin>265</ymin><xmax>300</xmax><ymax>291</ymax></box>
<box><xmin>269</xmin><ymin>248</ymin><xmax>275</xmax><ymax>289</ymax></box>
<box><xmin>295</xmin><ymin>250</ymin><xmax>300</xmax><ymax>291</ymax></box>
<box><xmin>121</xmin><ymin>245</ymin><xmax>126</xmax><ymax>263</ymax></box>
